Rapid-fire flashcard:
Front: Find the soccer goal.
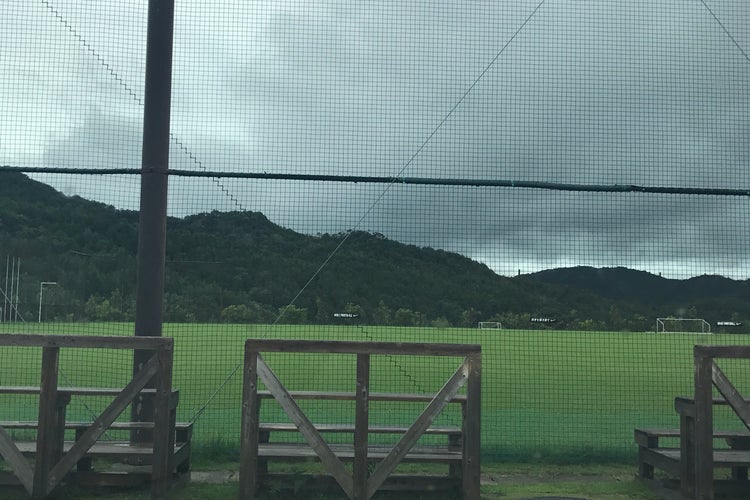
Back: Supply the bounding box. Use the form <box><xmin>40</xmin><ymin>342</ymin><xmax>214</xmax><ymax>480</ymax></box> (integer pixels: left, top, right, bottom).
<box><xmin>478</xmin><ymin>321</ymin><xmax>502</xmax><ymax>329</ymax></box>
<box><xmin>655</xmin><ymin>317</ymin><xmax>711</xmax><ymax>334</ymax></box>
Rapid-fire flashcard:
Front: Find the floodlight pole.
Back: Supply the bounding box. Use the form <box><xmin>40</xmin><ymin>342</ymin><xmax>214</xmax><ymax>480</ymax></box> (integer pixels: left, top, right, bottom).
<box><xmin>132</xmin><ymin>0</ymin><xmax>175</xmax><ymax>438</ymax></box>
<box><xmin>38</xmin><ymin>282</ymin><xmax>57</xmax><ymax>322</ymax></box>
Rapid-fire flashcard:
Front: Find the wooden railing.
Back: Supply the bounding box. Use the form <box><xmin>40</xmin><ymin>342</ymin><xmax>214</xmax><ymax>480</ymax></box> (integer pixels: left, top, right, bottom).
<box><xmin>0</xmin><ymin>334</ymin><xmax>175</xmax><ymax>499</ymax></box>
<box><xmin>691</xmin><ymin>345</ymin><xmax>750</xmax><ymax>500</ymax></box>
<box><xmin>238</xmin><ymin>339</ymin><xmax>481</xmax><ymax>500</ymax></box>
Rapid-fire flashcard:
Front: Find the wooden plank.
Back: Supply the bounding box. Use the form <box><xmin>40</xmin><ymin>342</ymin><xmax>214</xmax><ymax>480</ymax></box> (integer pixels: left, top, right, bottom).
<box><xmin>150</xmin><ymin>345</ymin><xmax>174</xmax><ymax>499</ymax></box>
<box><xmin>257</xmin><ymin>390</ymin><xmax>467</xmax><ymax>403</ymax></box>
<box><xmin>636</xmin><ymin>427</ymin><xmax>750</xmax><ymax>442</ymax></box>
<box><xmin>13</xmin><ymin>440</ymin><xmax>187</xmax><ymax>456</ymax></box>
<box><xmin>0</xmin><ymin>424</ymin><xmax>33</xmax><ymax>494</ymax></box>
<box><xmin>693</xmin><ymin>351</ymin><xmax>714</xmax><ymax>500</ymax></box>
<box><xmin>0</xmin><ymin>386</ymin><xmax>167</xmax><ymax>396</ymax></box>
<box><xmin>367</xmin><ymin>358</ymin><xmax>469</xmax><ymax>498</ymax></box>
<box><xmin>46</xmin><ymin>352</ymin><xmax>162</xmax><ymax>493</ymax></box>
<box><xmin>246</xmin><ymin>339</ymin><xmax>480</xmax><ymax>356</ymax></box>
<box><xmin>0</xmin><ymin>334</ymin><xmax>172</xmax><ymax>350</ymax></box>
<box><xmin>634</xmin><ymin>428</ymin><xmax>674</xmax><ymax>448</ymax></box>
<box><xmin>0</xmin><ymin>421</ymin><xmax>193</xmax><ymax>433</ymax></box>
<box><xmin>256</xmin><ymin>423</ymin><xmax>462</xmax><ymax>435</ymax></box>
<box><xmin>239</xmin><ymin>349</ymin><xmax>259</xmax><ymax>500</ymax></box>
<box><xmin>695</xmin><ymin>345</ymin><xmax>750</xmax><ymax>359</ymax></box>
<box><xmin>463</xmin><ymin>351</ymin><xmax>482</xmax><ymax>500</ymax></box>
<box><xmin>675</xmin><ymin>396</ymin><xmax>750</xmax><ymax>419</ymax></box>
<box><xmin>639</xmin><ymin>448</ymin><xmax>682</xmax><ymax>476</ymax></box>
<box><xmin>353</xmin><ymin>353</ymin><xmax>370</xmax><ymax>500</ymax></box>
<box><xmin>257</xmin><ymin>443</ymin><xmax>463</xmax><ymax>462</ymax></box>
<box><xmin>646</xmin><ymin>448</ymin><xmax>750</xmax><ymax>467</ymax></box>
<box><xmin>34</xmin><ymin>346</ymin><xmax>61</xmax><ymax>498</ymax></box>
<box><xmin>711</xmin><ymin>361</ymin><xmax>750</xmax><ymax>430</ymax></box>
<box><xmin>680</xmin><ymin>412</ymin><xmax>695</xmax><ymax>498</ymax></box>
<box><xmin>256</xmin><ymin>354</ymin><xmax>353</xmax><ymax>498</ymax></box>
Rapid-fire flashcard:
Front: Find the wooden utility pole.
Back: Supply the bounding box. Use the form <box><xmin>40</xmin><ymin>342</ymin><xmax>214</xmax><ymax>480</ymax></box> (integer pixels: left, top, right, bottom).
<box><xmin>132</xmin><ymin>0</ymin><xmax>175</xmax><ymax>439</ymax></box>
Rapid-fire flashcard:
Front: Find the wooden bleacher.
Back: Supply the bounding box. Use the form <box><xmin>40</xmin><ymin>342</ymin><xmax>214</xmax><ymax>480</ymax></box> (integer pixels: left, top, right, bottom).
<box><xmin>0</xmin><ymin>334</ymin><xmax>191</xmax><ymax>499</ymax></box>
<box><xmin>635</xmin><ymin>345</ymin><xmax>750</xmax><ymax>499</ymax></box>
<box><xmin>238</xmin><ymin>339</ymin><xmax>482</xmax><ymax>500</ymax></box>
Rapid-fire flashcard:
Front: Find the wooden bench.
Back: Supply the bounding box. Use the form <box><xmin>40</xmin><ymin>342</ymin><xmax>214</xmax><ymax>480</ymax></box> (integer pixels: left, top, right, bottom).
<box><xmin>239</xmin><ymin>340</ymin><xmax>481</xmax><ymax>500</ymax></box>
<box><xmin>0</xmin><ymin>418</ymin><xmax>193</xmax><ymax>482</ymax></box>
<box><xmin>255</xmin><ymin>392</ymin><xmax>466</xmax><ymax>480</ymax></box>
<box><xmin>636</xmin><ymin>345</ymin><xmax>750</xmax><ymax>499</ymax></box>
<box><xmin>0</xmin><ymin>334</ymin><xmax>182</xmax><ymax>499</ymax></box>
<box><xmin>635</xmin><ymin>427</ymin><xmax>750</xmax><ymax>480</ymax></box>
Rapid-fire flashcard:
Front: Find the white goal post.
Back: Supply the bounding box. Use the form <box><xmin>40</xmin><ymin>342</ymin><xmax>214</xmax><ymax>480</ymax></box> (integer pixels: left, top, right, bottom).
<box><xmin>655</xmin><ymin>317</ymin><xmax>711</xmax><ymax>334</ymax></box>
<box><xmin>478</xmin><ymin>321</ymin><xmax>502</xmax><ymax>329</ymax></box>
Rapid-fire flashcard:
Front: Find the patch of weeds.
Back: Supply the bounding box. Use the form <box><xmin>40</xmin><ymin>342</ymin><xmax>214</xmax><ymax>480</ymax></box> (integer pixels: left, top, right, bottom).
<box><xmin>190</xmin><ymin>438</ymin><xmax>240</xmax><ymax>469</ymax></box>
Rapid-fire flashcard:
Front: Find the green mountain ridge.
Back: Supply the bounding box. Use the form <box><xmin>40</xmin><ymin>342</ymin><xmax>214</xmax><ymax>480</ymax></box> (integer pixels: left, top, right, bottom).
<box><xmin>0</xmin><ymin>172</ymin><xmax>747</xmax><ymax>330</ymax></box>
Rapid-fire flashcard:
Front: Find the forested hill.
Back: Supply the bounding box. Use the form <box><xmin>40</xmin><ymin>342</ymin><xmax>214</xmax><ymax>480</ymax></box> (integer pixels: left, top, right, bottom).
<box><xmin>0</xmin><ymin>172</ymin><xmax>550</xmax><ymax>325</ymax></box>
<box><xmin>0</xmin><ymin>172</ymin><xmax>747</xmax><ymax>330</ymax></box>
<box><xmin>518</xmin><ymin>267</ymin><xmax>750</xmax><ymax>329</ymax></box>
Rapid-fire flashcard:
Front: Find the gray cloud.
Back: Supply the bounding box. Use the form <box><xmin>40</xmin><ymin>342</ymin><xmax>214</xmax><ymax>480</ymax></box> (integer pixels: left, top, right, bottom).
<box><xmin>2</xmin><ymin>0</ymin><xmax>749</xmax><ymax>279</ymax></box>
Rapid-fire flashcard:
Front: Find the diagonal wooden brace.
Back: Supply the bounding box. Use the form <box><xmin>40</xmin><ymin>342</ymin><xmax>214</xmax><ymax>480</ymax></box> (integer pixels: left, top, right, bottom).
<box><xmin>256</xmin><ymin>355</ymin><xmax>354</xmax><ymax>497</ymax></box>
<box><xmin>712</xmin><ymin>361</ymin><xmax>750</xmax><ymax>430</ymax></box>
<box><xmin>367</xmin><ymin>358</ymin><xmax>470</xmax><ymax>498</ymax></box>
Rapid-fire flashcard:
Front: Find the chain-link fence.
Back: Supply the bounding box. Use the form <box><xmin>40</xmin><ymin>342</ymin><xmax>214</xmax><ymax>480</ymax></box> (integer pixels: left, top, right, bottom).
<box><xmin>1</xmin><ymin>0</ymin><xmax>749</xmax><ymax>463</ymax></box>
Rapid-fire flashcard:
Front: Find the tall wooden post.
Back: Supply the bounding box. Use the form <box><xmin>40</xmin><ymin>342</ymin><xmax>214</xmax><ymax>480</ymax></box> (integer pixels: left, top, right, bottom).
<box><xmin>693</xmin><ymin>348</ymin><xmax>714</xmax><ymax>500</ymax></box>
<box><xmin>132</xmin><ymin>0</ymin><xmax>175</xmax><ymax>439</ymax></box>
<box><xmin>353</xmin><ymin>354</ymin><xmax>370</xmax><ymax>499</ymax></box>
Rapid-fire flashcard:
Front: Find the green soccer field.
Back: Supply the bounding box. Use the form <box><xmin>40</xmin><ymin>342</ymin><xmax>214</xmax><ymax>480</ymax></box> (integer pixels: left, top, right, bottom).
<box><xmin>2</xmin><ymin>322</ymin><xmax>750</xmax><ymax>462</ymax></box>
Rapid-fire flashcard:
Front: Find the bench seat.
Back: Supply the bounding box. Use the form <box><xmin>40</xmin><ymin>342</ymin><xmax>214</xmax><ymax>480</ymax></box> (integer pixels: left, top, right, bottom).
<box><xmin>258</xmin><ymin>442</ymin><xmax>463</xmax><ymax>463</ymax></box>
<box><xmin>10</xmin><ymin>440</ymin><xmax>188</xmax><ymax>458</ymax></box>
<box><xmin>0</xmin><ymin>439</ymin><xmax>192</xmax><ymax>489</ymax></box>
<box><xmin>257</xmin><ymin>390</ymin><xmax>467</xmax><ymax>403</ymax></box>
<box><xmin>0</xmin><ymin>420</ymin><xmax>194</xmax><ymax>482</ymax></box>
<box><xmin>635</xmin><ymin>428</ymin><xmax>750</xmax><ymax>480</ymax></box>
<box><xmin>635</xmin><ymin>427</ymin><xmax>750</xmax><ymax>446</ymax></box>
<box><xmin>0</xmin><ymin>420</ymin><xmax>192</xmax><ymax>440</ymax></box>
<box><xmin>259</xmin><ymin>422</ymin><xmax>461</xmax><ymax>435</ymax></box>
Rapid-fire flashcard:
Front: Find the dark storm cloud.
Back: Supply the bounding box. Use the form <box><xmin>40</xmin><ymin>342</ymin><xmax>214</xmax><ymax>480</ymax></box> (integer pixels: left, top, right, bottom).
<box><xmin>2</xmin><ymin>0</ymin><xmax>748</xmax><ymax>278</ymax></box>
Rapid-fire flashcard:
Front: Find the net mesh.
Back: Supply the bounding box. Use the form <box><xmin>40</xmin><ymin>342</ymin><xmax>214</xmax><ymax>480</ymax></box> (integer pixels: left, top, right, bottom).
<box><xmin>0</xmin><ymin>0</ymin><xmax>749</xmax><ymax>463</ymax></box>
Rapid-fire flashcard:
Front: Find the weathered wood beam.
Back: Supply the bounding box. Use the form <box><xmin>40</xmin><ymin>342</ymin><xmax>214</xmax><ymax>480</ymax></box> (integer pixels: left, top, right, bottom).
<box><xmin>239</xmin><ymin>350</ymin><xmax>259</xmax><ymax>499</ymax></box>
<box><xmin>0</xmin><ymin>334</ymin><xmax>172</xmax><ymax>350</ymax></box>
<box><xmin>353</xmin><ymin>354</ymin><xmax>370</xmax><ymax>500</ymax></box>
<box><xmin>367</xmin><ymin>358</ymin><xmax>469</xmax><ymax>498</ymax></box>
<box><xmin>712</xmin><ymin>361</ymin><xmax>750</xmax><ymax>430</ymax></box>
<box><xmin>34</xmin><ymin>346</ymin><xmax>61</xmax><ymax>498</ymax></box>
<box><xmin>463</xmin><ymin>351</ymin><xmax>482</xmax><ymax>499</ymax></box>
<box><xmin>150</xmin><ymin>345</ymin><xmax>174</xmax><ymax>499</ymax></box>
<box><xmin>0</xmin><ymin>425</ymin><xmax>33</xmax><ymax>494</ymax></box>
<box><xmin>692</xmin><ymin>350</ymin><xmax>714</xmax><ymax>500</ymax></box>
<box><xmin>246</xmin><ymin>339</ymin><xmax>480</xmax><ymax>357</ymax></box>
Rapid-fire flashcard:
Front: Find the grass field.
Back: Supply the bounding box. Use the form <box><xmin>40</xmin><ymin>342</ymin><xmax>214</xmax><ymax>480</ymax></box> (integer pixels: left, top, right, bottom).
<box><xmin>2</xmin><ymin>322</ymin><xmax>750</xmax><ymax>463</ymax></box>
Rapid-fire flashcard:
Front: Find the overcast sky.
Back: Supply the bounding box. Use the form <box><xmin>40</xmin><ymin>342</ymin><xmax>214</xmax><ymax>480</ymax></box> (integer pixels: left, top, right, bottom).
<box><xmin>1</xmin><ymin>0</ymin><xmax>749</xmax><ymax>279</ymax></box>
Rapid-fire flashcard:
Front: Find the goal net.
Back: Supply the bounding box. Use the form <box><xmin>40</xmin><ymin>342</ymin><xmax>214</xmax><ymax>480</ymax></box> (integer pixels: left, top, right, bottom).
<box><xmin>655</xmin><ymin>318</ymin><xmax>711</xmax><ymax>334</ymax></box>
<box><xmin>478</xmin><ymin>321</ymin><xmax>502</xmax><ymax>329</ymax></box>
